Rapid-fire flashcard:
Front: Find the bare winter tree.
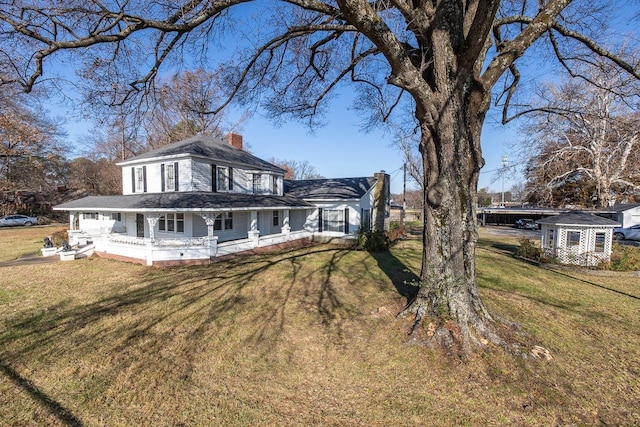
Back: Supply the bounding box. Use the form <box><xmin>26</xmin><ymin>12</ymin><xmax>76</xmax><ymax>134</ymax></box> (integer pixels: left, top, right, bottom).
<box><xmin>268</xmin><ymin>158</ymin><xmax>325</xmax><ymax>180</ymax></box>
<box><xmin>520</xmin><ymin>60</ymin><xmax>640</xmax><ymax>208</ymax></box>
<box><xmin>143</xmin><ymin>69</ymin><xmax>248</xmax><ymax>149</ymax></box>
<box><xmin>1</xmin><ymin>1</ymin><xmax>639</xmax><ymax>353</ymax></box>
<box><xmin>0</xmin><ymin>86</ymin><xmax>69</xmax><ymax>190</ymax></box>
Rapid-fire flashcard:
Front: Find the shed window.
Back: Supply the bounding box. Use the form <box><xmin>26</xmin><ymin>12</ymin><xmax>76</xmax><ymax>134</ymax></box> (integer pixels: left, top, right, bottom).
<box><xmin>595</xmin><ymin>232</ymin><xmax>606</xmax><ymax>252</ymax></box>
<box><xmin>547</xmin><ymin>227</ymin><xmax>555</xmax><ymax>248</ymax></box>
<box><xmin>567</xmin><ymin>231</ymin><xmax>581</xmax><ymax>246</ymax></box>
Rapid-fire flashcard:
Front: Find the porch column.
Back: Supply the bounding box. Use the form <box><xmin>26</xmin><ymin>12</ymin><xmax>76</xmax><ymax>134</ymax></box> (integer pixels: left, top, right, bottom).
<box><xmin>146</xmin><ymin>214</ymin><xmax>162</xmax><ymax>240</ymax></box>
<box><xmin>69</xmin><ymin>212</ymin><xmax>77</xmax><ymax>230</ymax></box>
<box><xmin>196</xmin><ymin>212</ymin><xmax>220</xmax><ymax>257</ymax></box>
<box><xmin>281</xmin><ymin>209</ymin><xmax>291</xmax><ymax>237</ymax></box>
<box><xmin>248</xmin><ymin>210</ymin><xmax>260</xmax><ymax>248</ymax></box>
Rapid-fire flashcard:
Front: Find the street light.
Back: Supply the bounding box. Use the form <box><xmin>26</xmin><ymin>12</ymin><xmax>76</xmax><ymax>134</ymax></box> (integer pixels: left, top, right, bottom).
<box><xmin>501</xmin><ymin>155</ymin><xmax>508</xmax><ymax>207</ymax></box>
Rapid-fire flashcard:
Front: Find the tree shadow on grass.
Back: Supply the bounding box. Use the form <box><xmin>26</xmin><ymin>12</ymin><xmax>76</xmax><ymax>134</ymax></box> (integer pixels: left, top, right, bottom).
<box><xmin>0</xmin><ymin>242</ymin><xmax>430</xmax><ymax>425</ymax></box>
<box><xmin>0</xmin><ymin>362</ymin><xmax>83</xmax><ymax>426</ymax></box>
<box><xmin>0</xmin><ymin>244</ymin><xmax>360</xmax><ymax>423</ymax></box>
<box><xmin>369</xmin><ymin>247</ymin><xmax>420</xmax><ymax>303</ymax></box>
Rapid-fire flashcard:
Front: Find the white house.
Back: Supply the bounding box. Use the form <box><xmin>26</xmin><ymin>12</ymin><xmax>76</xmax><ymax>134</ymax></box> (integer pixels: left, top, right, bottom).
<box><xmin>537</xmin><ymin>211</ymin><xmax>620</xmax><ymax>267</ymax></box>
<box><xmin>54</xmin><ymin>134</ymin><xmax>390</xmax><ymax>265</ymax></box>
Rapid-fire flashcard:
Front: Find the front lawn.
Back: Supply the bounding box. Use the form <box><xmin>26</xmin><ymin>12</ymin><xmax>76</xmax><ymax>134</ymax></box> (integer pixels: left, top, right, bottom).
<box><xmin>0</xmin><ymin>230</ymin><xmax>638</xmax><ymax>425</ymax></box>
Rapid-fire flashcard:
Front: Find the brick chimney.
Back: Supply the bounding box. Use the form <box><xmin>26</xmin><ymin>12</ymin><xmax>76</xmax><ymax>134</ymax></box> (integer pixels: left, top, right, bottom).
<box><xmin>227</xmin><ymin>132</ymin><xmax>243</xmax><ymax>150</ymax></box>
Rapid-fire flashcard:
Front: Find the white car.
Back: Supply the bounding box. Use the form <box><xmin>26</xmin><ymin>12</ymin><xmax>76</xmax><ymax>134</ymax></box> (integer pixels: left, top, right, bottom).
<box><xmin>0</xmin><ymin>214</ymin><xmax>38</xmax><ymax>227</ymax></box>
<box><xmin>613</xmin><ymin>224</ymin><xmax>640</xmax><ymax>241</ymax></box>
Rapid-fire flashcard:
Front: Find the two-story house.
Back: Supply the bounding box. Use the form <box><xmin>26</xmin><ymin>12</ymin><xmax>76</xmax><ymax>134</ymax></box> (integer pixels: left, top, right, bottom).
<box><xmin>54</xmin><ymin>133</ymin><xmax>390</xmax><ymax>265</ymax></box>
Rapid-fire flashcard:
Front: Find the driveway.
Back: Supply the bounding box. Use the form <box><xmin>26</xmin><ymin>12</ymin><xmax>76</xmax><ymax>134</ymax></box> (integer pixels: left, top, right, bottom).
<box><xmin>0</xmin><ymin>253</ymin><xmax>59</xmax><ymax>268</ymax></box>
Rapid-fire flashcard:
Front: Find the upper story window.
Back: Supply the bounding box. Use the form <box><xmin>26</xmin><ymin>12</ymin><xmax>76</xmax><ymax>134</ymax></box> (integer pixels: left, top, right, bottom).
<box><xmin>133</xmin><ymin>166</ymin><xmax>147</xmax><ymax>193</ymax></box>
<box><xmin>214</xmin><ymin>165</ymin><xmax>233</xmax><ymax>192</ymax></box>
<box><xmin>253</xmin><ymin>174</ymin><xmax>262</xmax><ymax>194</ymax></box>
<box><xmin>272</xmin><ymin>175</ymin><xmax>279</xmax><ymax>194</ymax></box>
<box><xmin>161</xmin><ymin>162</ymin><xmax>179</xmax><ymax>192</ymax></box>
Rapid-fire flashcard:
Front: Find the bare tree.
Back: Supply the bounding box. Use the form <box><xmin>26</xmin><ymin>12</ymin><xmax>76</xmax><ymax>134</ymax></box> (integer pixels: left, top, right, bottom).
<box><xmin>521</xmin><ymin>60</ymin><xmax>640</xmax><ymax>208</ymax></box>
<box><xmin>143</xmin><ymin>69</ymin><xmax>248</xmax><ymax>149</ymax></box>
<box><xmin>0</xmin><ymin>86</ymin><xmax>68</xmax><ymax>190</ymax></box>
<box><xmin>2</xmin><ymin>1</ymin><xmax>639</xmax><ymax>353</ymax></box>
<box><xmin>268</xmin><ymin>158</ymin><xmax>324</xmax><ymax>180</ymax></box>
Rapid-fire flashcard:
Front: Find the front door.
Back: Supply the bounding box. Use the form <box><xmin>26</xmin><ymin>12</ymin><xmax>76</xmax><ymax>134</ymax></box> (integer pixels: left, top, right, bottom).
<box><xmin>136</xmin><ymin>214</ymin><xmax>145</xmax><ymax>237</ymax></box>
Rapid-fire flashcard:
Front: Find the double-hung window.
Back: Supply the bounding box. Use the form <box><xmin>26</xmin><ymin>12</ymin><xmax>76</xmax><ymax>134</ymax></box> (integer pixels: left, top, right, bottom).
<box><xmin>273</xmin><ymin>210</ymin><xmax>279</xmax><ymax>227</ymax></box>
<box><xmin>158</xmin><ymin>213</ymin><xmax>184</xmax><ymax>233</ymax></box>
<box><xmin>133</xmin><ymin>166</ymin><xmax>146</xmax><ymax>193</ymax></box>
<box><xmin>272</xmin><ymin>176</ymin><xmax>279</xmax><ymax>194</ymax></box>
<box><xmin>161</xmin><ymin>162</ymin><xmax>179</xmax><ymax>192</ymax></box>
<box><xmin>253</xmin><ymin>174</ymin><xmax>262</xmax><ymax>194</ymax></box>
<box><xmin>216</xmin><ymin>166</ymin><xmax>233</xmax><ymax>192</ymax></box>
<box><xmin>213</xmin><ymin>212</ymin><xmax>233</xmax><ymax>231</ymax></box>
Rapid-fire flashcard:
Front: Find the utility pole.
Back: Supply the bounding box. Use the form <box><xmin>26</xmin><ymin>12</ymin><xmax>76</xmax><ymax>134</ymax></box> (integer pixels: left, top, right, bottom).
<box><xmin>501</xmin><ymin>155</ymin><xmax>508</xmax><ymax>208</ymax></box>
<box><xmin>402</xmin><ymin>163</ymin><xmax>407</xmax><ymax>225</ymax></box>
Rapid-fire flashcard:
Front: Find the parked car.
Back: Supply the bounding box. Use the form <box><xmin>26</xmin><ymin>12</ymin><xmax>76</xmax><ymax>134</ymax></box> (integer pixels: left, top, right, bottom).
<box><xmin>0</xmin><ymin>214</ymin><xmax>38</xmax><ymax>227</ymax></box>
<box><xmin>613</xmin><ymin>224</ymin><xmax>640</xmax><ymax>241</ymax></box>
<box><xmin>515</xmin><ymin>218</ymin><xmax>538</xmax><ymax>230</ymax></box>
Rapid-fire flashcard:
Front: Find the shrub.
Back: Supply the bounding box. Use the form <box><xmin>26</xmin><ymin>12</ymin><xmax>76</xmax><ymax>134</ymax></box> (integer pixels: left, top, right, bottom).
<box><xmin>609</xmin><ymin>244</ymin><xmax>640</xmax><ymax>271</ymax></box>
<box><xmin>516</xmin><ymin>238</ymin><xmax>542</xmax><ymax>261</ymax></box>
<box><xmin>354</xmin><ymin>228</ymin><xmax>390</xmax><ymax>252</ymax></box>
<box><xmin>49</xmin><ymin>229</ymin><xmax>69</xmax><ymax>247</ymax></box>
<box><xmin>388</xmin><ymin>220</ymin><xmax>407</xmax><ymax>242</ymax></box>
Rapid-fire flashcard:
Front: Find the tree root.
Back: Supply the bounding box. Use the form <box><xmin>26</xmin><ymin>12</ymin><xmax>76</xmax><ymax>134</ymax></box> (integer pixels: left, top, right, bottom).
<box><xmin>397</xmin><ymin>302</ymin><xmax>542</xmax><ymax>359</ymax></box>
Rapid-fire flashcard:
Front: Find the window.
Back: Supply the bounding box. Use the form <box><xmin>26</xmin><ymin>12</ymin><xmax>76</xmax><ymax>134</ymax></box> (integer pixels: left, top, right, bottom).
<box><xmin>253</xmin><ymin>174</ymin><xmax>262</xmax><ymax>193</ymax></box>
<box><xmin>567</xmin><ymin>231</ymin><xmax>581</xmax><ymax>246</ymax></box>
<box><xmin>224</xmin><ymin>212</ymin><xmax>233</xmax><ymax>230</ymax></box>
<box><xmin>323</xmin><ymin>209</ymin><xmax>344</xmax><ymax>233</ymax></box>
<box><xmin>361</xmin><ymin>209</ymin><xmax>371</xmax><ymax>232</ymax></box>
<box><xmin>594</xmin><ymin>232</ymin><xmax>606</xmax><ymax>252</ymax></box>
<box><xmin>273</xmin><ymin>210</ymin><xmax>279</xmax><ymax>227</ymax></box>
<box><xmin>158</xmin><ymin>213</ymin><xmax>184</xmax><ymax>233</ymax></box>
<box><xmin>547</xmin><ymin>227</ymin><xmax>555</xmax><ymax>248</ymax></box>
<box><xmin>213</xmin><ymin>213</ymin><xmax>232</xmax><ymax>231</ymax></box>
<box><xmin>217</xmin><ymin>166</ymin><xmax>230</xmax><ymax>192</ymax></box>
<box><xmin>135</xmin><ymin>167</ymin><xmax>146</xmax><ymax>192</ymax></box>
<box><xmin>272</xmin><ymin>176</ymin><xmax>279</xmax><ymax>194</ymax></box>
<box><xmin>162</xmin><ymin>162</ymin><xmax>178</xmax><ymax>192</ymax></box>
<box><xmin>109</xmin><ymin>213</ymin><xmax>121</xmax><ymax>221</ymax></box>
<box><xmin>83</xmin><ymin>212</ymin><xmax>98</xmax><ymax>220</ymax></box>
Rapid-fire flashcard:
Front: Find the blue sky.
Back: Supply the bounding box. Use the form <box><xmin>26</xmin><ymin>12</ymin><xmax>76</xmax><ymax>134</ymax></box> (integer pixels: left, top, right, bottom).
<box><xmin>55</xmin><ymin>1</ymin><xmax>637</xmax><ymax>196</ymax></box>
<box><xmin>61</xmin><ymin>98</ymin><xmax>517</xmax><ymax>196</ymax></box>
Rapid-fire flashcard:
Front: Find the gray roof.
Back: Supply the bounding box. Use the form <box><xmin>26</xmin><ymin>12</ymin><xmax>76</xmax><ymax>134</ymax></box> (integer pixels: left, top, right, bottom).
<box><xmin>53</xmin><ymin>192</ymin><xmax>313</xmax><ymax>212</ymax></box>
<box><xmin>284</xmin><ymin>177</ymin><xmax>376</xmax><ymax>200</ymax></box>
<box><xmin>611</xmin><ymin>203</ymin><xmax>640</xmax><ymax>212</ymax></box>
<box><xmin>118</xmin><ymin>135</ymin><xmax>285</xmax><ymax>173</ymax></box>
<box><xmin>536</xmin><ymin>211</ymin><xmax>620</xmax><ymax>227</ymax></box>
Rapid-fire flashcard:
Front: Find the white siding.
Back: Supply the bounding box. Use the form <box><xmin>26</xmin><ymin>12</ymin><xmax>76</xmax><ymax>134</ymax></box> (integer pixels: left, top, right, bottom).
<box><xmin>192</xmin><ymin>159</ymin><xmax>212</xmax><ymax>191</ymax></box>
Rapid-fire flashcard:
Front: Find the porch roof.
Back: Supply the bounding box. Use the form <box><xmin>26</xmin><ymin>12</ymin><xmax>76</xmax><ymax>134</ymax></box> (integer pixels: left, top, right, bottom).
<box><xmin>53</xmin><ymin>192</ymin><xmax>314</xmax><ymax>212</ymax></box>
<box><xmin>284</xmin><ymin>177</ymin><xmax>376</xmax><ymax>200</ymax></box>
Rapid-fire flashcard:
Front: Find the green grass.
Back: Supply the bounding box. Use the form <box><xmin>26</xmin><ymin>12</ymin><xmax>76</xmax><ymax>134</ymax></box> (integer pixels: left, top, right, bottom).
<box><xmin>0</xmin><ymin>229</ymin><xmax>638</xmax><ymax>425</ymax></box>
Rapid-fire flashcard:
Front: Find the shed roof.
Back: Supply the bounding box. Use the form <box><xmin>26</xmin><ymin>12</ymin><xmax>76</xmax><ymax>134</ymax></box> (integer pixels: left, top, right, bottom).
<box><xmin>284</xmin><ymin>177</ymin><xmax>376</xmax><ymax>200</ymax></box>
<box><xmin>53</xmin><ymin>192</ymin><xmax>313</xmax><ymax>212</ymax></box>
<box><xmin>118</xmin><ymin>135</ymin><xmax>285</xmax><ymax>173</ymax></box>
<box><xmin>536</xmin><ymin>211</ymin><xmax>620</xmax><ymax>227</ymax></box>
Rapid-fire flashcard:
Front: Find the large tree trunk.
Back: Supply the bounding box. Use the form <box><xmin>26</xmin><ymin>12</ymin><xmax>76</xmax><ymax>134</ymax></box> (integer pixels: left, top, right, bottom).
<box><xmin>401</xmin><ymin>77</ymin><xmax>502</xmax><ymax>354</ymax></box>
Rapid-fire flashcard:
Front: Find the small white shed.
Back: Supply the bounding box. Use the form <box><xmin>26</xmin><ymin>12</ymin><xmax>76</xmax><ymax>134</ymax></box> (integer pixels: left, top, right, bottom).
<box><xmin>536</xmin><ymin>211</ymin><xmax>620</xmax><ymax>267</ymax></box>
